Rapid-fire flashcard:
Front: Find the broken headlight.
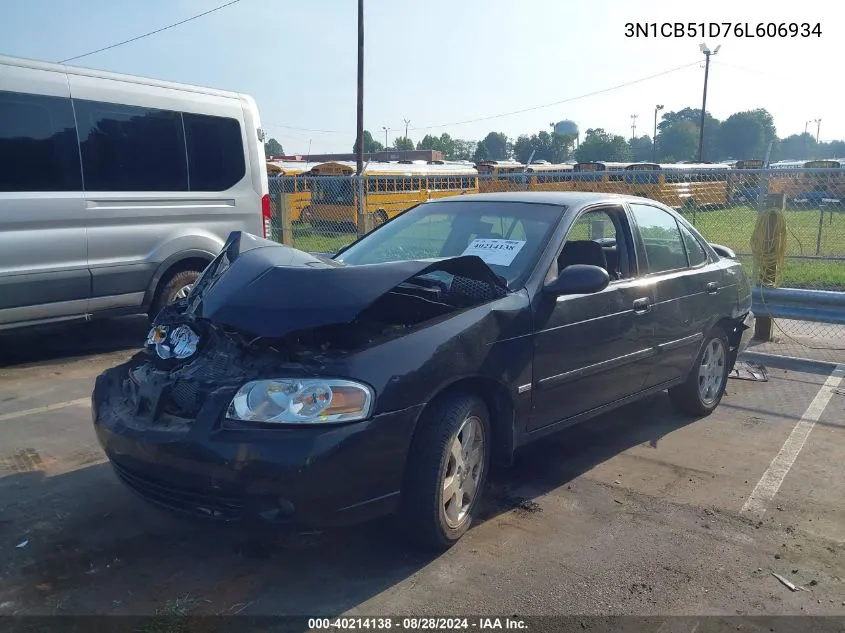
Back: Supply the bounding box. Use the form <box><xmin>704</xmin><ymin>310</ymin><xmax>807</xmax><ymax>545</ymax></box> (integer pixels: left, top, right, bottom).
<box><xmin>226</xmin><ymin>378</ymin><xmax>374</xmax><ymax>424</ymax></box>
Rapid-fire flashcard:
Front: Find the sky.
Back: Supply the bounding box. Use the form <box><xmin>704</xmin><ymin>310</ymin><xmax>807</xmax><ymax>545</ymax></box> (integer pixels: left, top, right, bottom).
<box><xmin>1</xmin><ymin>0</ymin><xmax>842</xmax><ymax>155</ymax></box>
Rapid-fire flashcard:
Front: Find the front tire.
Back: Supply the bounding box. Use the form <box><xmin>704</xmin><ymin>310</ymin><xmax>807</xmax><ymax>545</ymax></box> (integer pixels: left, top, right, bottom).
<box><xmin>399</xmin><ymin>394</ymin><xmax>490</xmax><ymax>551</ymax></box>
<box><xmin>668</xmin><ymin>327</ymin><xmax>730</xmax><ymax>416</ymax></box>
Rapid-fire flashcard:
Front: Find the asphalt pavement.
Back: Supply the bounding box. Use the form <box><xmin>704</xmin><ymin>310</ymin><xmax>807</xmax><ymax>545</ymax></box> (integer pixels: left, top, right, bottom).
<box><xmin>0</xmin><ymin>317</ymin><xmax>843</xmax><ymax>618</ymax></box>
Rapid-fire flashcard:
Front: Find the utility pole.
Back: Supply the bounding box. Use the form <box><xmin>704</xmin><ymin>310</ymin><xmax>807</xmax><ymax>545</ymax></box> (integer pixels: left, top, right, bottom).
<box><xmin>355</xmin><ymin>0</ymin><xmax>364</xmax><ymax>176</ymax></box>
<box><xmin>805</xmin><ymin>120</ymin><xmax>812</xmax><ymax>158</ymax></box>
<box><xmin>355</xmin><ymin>0</ymin><xmax>365</xmax><ymax>236</ymax></box>
<box><xmin>630</xmin><ymin>114</ymin><xmax>638</xmax><ymax>143</ymax></box>
<box><xmin>815</xmin><ymin>118</ymin><xmax>822</xmax><ymax>144</ymax></box>
<box><xmin>697</xmin><ymin>42</ymin><xmax>720</xmax><ymax>163</ymax></box>
<box><xmin>403</xmin><ymin>118</ymin><xmax>411</xmax><ymax>160</ymax></box>
<box><xmin>653</xmin><ymin>105</ymin><xmax>663</xmax><ymax>163</ymax></box>
<box><xmin>382</xmin><ymin>126</ymin><xmax>389</xmax><ymax>149</ymax></box>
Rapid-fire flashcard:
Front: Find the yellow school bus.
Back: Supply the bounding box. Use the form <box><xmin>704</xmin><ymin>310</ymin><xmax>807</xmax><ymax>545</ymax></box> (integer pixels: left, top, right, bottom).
<box><xmin>524</xmin><ymin>163</ymin><xmax>575</xmax><ymax>192</ymax></box>
<box><xmin>621</xmin><ymin>162</ymin><xmax>731</xmax><ymax>208</ymax></box>
<box><xmin>475</xmin><ymin>160</ymin><xmax>526</xmax><ymax>192</ymax></box>
<box><xmin>304</xmin><ymin>161</ymin><xmax>479</xmax><ymax>231</ymax></box>
<box><xmin>570</xmin><ymin>161</ymin><xmax>632</xmax><ymax>194</ymax></box>
<box><xmin>726</xmin><ymin>159</ymin><xmax>765</xmax><ymax>204</ymax></box>
<box><xmin>266</xmin><ymin>160</ymin><xmax>316</xmax><ymax>223</ymax></box>
<box><xmin>768</xmin><ymin>159</ymin><xmax>845</xmax><ymax>204</ymax></box>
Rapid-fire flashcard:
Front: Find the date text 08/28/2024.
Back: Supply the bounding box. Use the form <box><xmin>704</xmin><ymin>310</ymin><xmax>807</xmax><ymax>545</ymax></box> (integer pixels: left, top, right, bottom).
<box><xmin>625</xmin><ymin>22</ymin><xmax>821</xmax><ymax>38</ymax></box>
<box><xmin>308</xmin><ymin>618</ymin><xmax>528</xmax><ymax>630</ymax></box>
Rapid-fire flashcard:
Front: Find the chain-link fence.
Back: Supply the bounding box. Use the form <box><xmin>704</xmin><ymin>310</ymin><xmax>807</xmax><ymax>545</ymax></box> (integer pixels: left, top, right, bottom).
<box><xmin>267</xmin><ymin>167</ymin><xmax>845</xmax><ymax>363</ymax></box>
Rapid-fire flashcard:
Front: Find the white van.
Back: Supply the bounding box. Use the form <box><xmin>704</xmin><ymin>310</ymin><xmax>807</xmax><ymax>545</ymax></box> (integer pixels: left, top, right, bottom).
<box><xmin>0</xmin><ymin>54</ymin><xmax>270</xmax><ymax>331</ymax></box>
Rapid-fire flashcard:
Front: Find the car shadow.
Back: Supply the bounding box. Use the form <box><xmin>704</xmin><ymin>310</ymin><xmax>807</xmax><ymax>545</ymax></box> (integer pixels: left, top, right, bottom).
<box><xmin>478</xmin><ymin>391</ymin><xmax>691</xmax><ymax>518</ymax></box>
<box><xmin>0</xmin><ymin>316</ymin><xmax>148</xmax><ymax>368</ymax></box>
<box><xmin>0</xmin><ymin>391</ymin><xmax>700</xmax><ymax>616</ymax></box>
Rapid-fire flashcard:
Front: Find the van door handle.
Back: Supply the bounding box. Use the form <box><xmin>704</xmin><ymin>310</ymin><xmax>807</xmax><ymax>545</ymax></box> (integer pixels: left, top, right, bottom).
<box><xmin>633</xmin><ymin>298</ymin><xmax>652</xmax><ymax>314</ymax></box>
<box><xmin>706</xmin><ymin>282</ymin><xmax>719</xmax><ymax>294</ymax></box>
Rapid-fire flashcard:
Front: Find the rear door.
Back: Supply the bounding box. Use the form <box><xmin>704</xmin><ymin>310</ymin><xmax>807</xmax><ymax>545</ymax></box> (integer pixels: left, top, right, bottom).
<box><xmin>528</xmin><ymin>205</ymin><xmax>656</xmax><ymax>431</ymax></box>
<box><xmin>627</xmin><ymin>202</ymin><xmax>721</xmax><ymax>388</ymax></box>
<box><xmin>0</xmin><ymin>64</ymin><xmax>89</xmax><ymax>328</ymax></box>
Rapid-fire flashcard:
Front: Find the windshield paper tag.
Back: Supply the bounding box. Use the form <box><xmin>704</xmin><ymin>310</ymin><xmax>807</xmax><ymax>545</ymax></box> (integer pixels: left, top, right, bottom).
<box><xmin>461</xmin><ymin>239</ymin><xmax>526</xmax><ymax>266</ymax></box>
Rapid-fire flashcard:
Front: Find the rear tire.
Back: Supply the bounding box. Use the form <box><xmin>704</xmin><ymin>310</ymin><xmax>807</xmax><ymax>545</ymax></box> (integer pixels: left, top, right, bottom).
<box><xmin>668</xmin><ymin>326</ymin><xmax>730</xmax><ymax>417</ymax></box>
<box><xmin>374</xmin><ymin>210</ymin><xmax>388</xmax><ymax>226</ymax></box>
<box><xmin>149</xmin><ymin>269</ymin><xmax>202</xmax><ymax>320</ymax></box>
<box><xmin>399</xmin><ymin>393</ymin><xmax>490</xmax><ymax>551</ymax></box>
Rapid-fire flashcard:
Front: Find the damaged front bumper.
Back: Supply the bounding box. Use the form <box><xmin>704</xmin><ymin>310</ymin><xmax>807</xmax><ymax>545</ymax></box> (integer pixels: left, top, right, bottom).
<box><xmin>91</xmin><ymin>360</ymin><xmax>422</xmax><ymax>530</ymax></box>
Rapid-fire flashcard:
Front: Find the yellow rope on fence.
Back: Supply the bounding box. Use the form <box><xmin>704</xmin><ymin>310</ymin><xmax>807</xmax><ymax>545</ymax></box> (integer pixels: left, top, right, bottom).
<box><xmin>749</xmin><ymin>206</ymin><xmax>788</xmax><ymax>287</ymax></box>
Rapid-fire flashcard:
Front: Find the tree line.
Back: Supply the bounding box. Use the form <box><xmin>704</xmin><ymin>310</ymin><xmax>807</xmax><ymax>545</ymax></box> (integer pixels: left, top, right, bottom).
<box><xmin>342</xmin><ymin>108</ymin><xmax>845</xmax><ymax>165</ymax></box>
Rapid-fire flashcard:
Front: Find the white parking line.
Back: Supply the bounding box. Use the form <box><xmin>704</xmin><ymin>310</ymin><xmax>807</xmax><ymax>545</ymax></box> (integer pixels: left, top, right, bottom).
<box><xmin>0</xmin><ymin>398</ymin><xmax>90</xmax><ymax>422</ymax></box>
<box><xmin>741</xmin><ymin>363</ymin><xmax>845</xmax><ymax>520</ymax></box>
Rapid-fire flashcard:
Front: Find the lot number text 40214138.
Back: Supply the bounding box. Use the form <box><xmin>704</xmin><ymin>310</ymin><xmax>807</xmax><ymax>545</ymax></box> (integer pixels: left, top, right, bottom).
<box><xmin>624</xmin><ymin>22</ymin><xmax>821</xmax><ymax>38</ymax></box>
<box><xmin>308</xmin><ymin>617</ymin><xmax>529</xmax><ymax>630</ymax></box>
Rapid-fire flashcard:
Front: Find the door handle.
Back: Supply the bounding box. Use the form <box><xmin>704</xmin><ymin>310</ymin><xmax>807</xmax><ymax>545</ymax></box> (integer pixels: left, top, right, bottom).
<box><xmin>706</xmin><ymin>282</ymin><xmax>719</xmax><ymax>294</ymax></box>
<box><xmin>632</xmin><ymin>297</ymin><xmax>652</xmax><ymax>314</ymax></box>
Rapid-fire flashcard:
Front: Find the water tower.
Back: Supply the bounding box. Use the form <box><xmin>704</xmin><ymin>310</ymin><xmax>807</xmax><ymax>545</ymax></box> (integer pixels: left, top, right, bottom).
<box><xmin>553</xmin><ymin>120</ymin><xmax>579</xmax><ymax>147</ymax></box>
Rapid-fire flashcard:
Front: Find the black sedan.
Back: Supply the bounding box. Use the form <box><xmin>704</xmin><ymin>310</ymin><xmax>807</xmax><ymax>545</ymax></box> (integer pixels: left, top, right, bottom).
<box><xmin>92</xmin><ymin>192</ymin><xmax>754</xmax><ymax>550</ymax></box>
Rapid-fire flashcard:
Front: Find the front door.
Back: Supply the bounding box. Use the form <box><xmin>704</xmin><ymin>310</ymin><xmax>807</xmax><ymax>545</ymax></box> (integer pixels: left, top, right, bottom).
<box><xmin>528</xmin><ymin>205</ymin><xmax>655</xmax><ymax>431</ymax></box>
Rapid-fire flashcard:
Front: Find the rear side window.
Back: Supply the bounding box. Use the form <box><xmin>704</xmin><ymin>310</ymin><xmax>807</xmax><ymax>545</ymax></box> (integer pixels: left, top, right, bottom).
<box><xmin>678</xmin><ymin>222</ymin><xmax>709</xmax><ymax>267</ymax></box>
<box><xmin>629</xmin><ymin>203</ymin><xmax>689</xmax><ymax>273</ymax></box>
<box><xmin>0</xmin><ymin>90</ymin><xmax>82</xmax><ymax>192</ymax></box>
<box><xmin>74</xmin><ymin>100</ymin><xmax>188</xmax><ymax>191</ymax></box>
<box><xmin>183</xmin><ymin>113</ymin><xmax>245</xmax><ymax>191</ymax></box>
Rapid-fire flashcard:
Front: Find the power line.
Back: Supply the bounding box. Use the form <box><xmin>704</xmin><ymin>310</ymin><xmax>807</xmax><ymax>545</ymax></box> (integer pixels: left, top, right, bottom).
<box><xmin>409</xmin><ymin>60</ymin><xmax>701</xmax><ymax>131</ymax></box>
<box><xmin>59</xmin><ymin>0</ymin><xmax>244</xmax><ymax>63</ymax></box>
<box><xmin>262</xmin><ymin>121</ymin><xmax>347</xmax><ymax>135</ymax></box>
<box><xmin>711</xmin><ymin>60</ymin><xmax>772</xmax><ymax>76</ymax></box>
<box><xmin>261</xmin><ymin>60</ymin><xmax>703</xmax><ymax>138</ymax></box>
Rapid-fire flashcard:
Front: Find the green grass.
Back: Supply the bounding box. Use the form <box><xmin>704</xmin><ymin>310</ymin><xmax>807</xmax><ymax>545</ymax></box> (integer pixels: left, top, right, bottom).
<box><xmin>290</xmin><ymin>224</ymin><xmax>354</xmax><ymax>254</ymax></box>
<box><xmin>680</xmin><ymin>205</ymin><xmax>845</xmax><ymax>258</ymax></box>
<box><xmin>680</xmin><ymin>205</ymin><xmax>845</xmax><ymax>290</ymax></box>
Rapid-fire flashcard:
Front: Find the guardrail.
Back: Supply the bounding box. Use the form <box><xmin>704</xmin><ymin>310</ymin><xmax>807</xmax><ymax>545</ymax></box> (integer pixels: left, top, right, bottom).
<box><xmin>752</xmin><ymin>286</ymin><xmax>845</xmax><ymax>326</ymax></box>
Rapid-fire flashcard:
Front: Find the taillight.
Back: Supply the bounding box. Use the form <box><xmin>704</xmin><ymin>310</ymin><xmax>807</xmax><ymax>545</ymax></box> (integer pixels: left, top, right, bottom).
<box><xmin>261</xmin><ymin>194</ymin><xmax>272</xmax><ymax>239</ymax></box>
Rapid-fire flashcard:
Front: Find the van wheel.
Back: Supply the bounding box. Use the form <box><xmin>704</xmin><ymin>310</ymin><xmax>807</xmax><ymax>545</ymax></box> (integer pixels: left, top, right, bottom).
<box><xmin>668</xmin><ymin>327</ymin><xmax>730</xmax><ymax>416</ymax></box>
<box><xmin>399</xmin><ymin>393</ymin><xmax>490</xmax><ymax>551</ymax></box>
<box><xmin>149</xmin><ymin>269</ymin><xmax>202</xmax><ymax>320</ymax></box>
<box><xmin>374</xmin><ymin>210</ymin><xmax>388</xmax><ymax>225</ymax></box>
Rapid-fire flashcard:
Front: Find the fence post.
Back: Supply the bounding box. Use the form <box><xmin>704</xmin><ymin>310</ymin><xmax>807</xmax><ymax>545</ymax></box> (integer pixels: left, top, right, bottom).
<box><xmin>279</xmin><ymin>190</ymin><xmax>293</xmax><ymax>246</ymax></box>
<box><xmin>356</xmin><ymin>176</ymin><xmax>369</xmax><ymax>237</ymax></box>
<box><xmin>752</xmin><ymin>192</ymin><xmax>786</xmax><ymax>341</ymax></box>
<box><xmin>815</xmin><ymin>205</ymin><xmax>824</xmax><ymax>256</ymax></box>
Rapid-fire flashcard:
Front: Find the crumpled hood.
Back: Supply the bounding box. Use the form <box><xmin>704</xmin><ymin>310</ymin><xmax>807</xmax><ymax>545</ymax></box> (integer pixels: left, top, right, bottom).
<box><xmin>189</xmin><ymin>231</ymin><xmax>507</xmax><ymax>338</ymax></box>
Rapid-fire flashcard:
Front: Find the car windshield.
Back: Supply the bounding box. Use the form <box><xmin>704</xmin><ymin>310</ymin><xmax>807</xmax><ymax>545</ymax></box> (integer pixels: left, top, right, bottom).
<box><xmin>336</xmin><ymin>200</ymin><xmax>564</xmax><ymax>289</ymax></box>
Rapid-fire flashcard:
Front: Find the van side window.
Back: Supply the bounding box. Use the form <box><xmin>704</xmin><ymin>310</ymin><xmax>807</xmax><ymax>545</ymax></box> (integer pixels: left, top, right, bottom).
<box><xmin>74</xmin><ymin>100</ymin><xmax>189</xmax><ymax>191</ymax></box>
<box><xmin>183</xmin><ymin>113</ymin><xmax>245</xmax><ymax>191</ymax></box>
<box><xmin>0</xmin><ymin>90</ymin><xmax>82</xmax><ymax>192</ymax></box>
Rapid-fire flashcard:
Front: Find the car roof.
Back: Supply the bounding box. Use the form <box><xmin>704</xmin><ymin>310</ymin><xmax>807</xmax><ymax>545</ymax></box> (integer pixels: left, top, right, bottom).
<box><xmin>427</xmin><ymin>190</ymin><xmax>657</xmax><ymax>210</ymax></box>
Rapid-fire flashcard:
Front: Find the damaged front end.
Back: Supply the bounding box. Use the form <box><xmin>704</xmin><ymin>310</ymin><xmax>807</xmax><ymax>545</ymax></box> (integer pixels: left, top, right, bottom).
<box><xmin>123</xmin><ymin>231</ymin><xmax>511</xmax><ymax>426</ymax></box>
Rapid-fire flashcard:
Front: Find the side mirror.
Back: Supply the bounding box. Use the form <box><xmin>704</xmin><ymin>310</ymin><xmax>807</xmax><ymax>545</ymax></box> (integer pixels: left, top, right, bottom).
<box><xmin>709</xmin><ymin>243</ymin><xmax>736</xmax><ymax>259</ymax></box>
<box><xmin>543</xmin><ymin>264</ymin><xmax>610</xmax><ymax>297</ymax></box>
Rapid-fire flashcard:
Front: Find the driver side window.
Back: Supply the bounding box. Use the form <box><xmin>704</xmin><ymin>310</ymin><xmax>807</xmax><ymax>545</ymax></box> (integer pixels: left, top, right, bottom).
<box><xmin>549</xmin><ymin>207</ymin><xmax>631</xmax><ymax>283</ymax></box>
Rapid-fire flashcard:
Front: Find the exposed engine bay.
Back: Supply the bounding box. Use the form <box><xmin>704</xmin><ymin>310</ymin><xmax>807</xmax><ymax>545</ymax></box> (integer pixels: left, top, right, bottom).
<box><xmin>129</xmin><ymin>234</ymin><xmax>510</xmax><ymax>421</ymax></box>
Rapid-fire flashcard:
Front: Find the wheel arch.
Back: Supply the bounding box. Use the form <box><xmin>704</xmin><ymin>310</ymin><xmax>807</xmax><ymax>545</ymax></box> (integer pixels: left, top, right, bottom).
<box><xmin>410</xmin><ymin>375</ymin><xmax>516</xmax><ymax>469</ymax></box>
<box><xmin>143</xmin><ymin>249</ymin><xmax>216</xmax><ymax>307</ymax></box>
